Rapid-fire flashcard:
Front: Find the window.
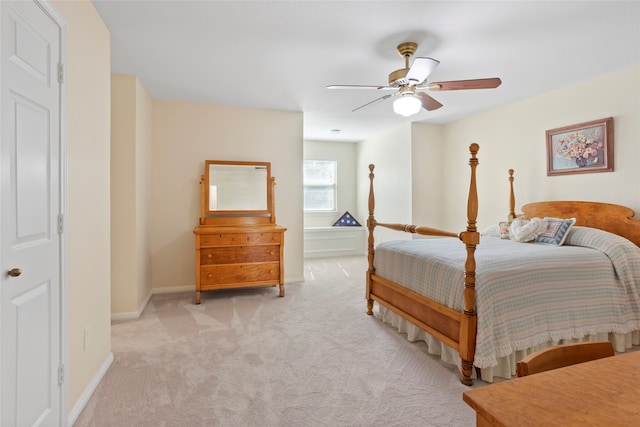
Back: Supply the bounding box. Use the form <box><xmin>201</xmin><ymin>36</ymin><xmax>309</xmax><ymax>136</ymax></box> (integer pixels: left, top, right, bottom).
<box><xmin>303</xmin><ymin>160</ymin><xmax>336</xmax><ymax>211</ymax></box>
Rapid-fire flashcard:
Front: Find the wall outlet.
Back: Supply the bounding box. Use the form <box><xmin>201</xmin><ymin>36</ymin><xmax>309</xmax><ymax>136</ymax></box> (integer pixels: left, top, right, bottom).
<box><xmin>83</xmin><ymin>325</ymin><xmax>92</xmax><ymax>351</ymax></box>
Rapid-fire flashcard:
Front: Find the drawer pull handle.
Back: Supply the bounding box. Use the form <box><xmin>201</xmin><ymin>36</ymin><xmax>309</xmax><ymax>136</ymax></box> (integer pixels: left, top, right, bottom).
<box><xmin>207</xmin><ymin>254</ymin><xmax>212</xmax><ymax>258</ymax></box>
<box><xmin>207</xmin><ymin>274</ymin><xmax>213</xmax><ymax>278</ymax></box>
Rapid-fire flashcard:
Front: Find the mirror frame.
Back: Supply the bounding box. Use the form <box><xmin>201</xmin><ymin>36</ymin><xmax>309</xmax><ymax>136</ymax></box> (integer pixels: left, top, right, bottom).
<box><xmin>203</xmin><ymin>160</ymin><xmax>272</xmax><ymax>217</ymax></box>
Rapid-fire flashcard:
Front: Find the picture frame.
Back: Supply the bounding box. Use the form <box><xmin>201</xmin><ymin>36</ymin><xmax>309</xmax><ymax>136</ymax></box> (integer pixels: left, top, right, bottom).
<box><xmin>546</xmin><ymin>117</ymin><xmax>614</xmax><ymax>176</ymax></box>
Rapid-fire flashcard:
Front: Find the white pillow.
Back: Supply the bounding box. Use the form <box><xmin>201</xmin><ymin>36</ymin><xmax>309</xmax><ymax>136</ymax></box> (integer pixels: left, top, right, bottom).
<box><xmin>481</xmin><ymin>224</ymin><xmax>501</xmax><ymax>237</ymax></box>
<box><xmin>508</xmin><ymin>217</ymin><xmax>548</xmax><ymax>242</ymax></box>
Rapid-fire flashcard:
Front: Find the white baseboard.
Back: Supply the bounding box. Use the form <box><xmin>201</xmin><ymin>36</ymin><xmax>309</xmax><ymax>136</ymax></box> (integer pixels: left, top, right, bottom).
<box><xmin>110</xmin><ymin>285</ymin><xmax>196</xmax><ymax>321</ymax></box>
<box><xmin>110</xmin><ymin>291</ymin><xmax>153</xmax><ymax>321</ymax></box>
<box><xmin>68</xmin><ymin>352</ymin><xmax>114</xmax><ymax>426</ymax></box>
<box><xmin>152</xmin><ymin>284</ymin><xmax>194</xmax><ymax>294</ymax></box>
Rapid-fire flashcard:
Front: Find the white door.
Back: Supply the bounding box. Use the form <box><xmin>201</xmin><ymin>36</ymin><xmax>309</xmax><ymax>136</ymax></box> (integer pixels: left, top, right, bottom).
<box><xmin>1</xmin><ymin>1</ymin><xmax>64</xmax><ymax>426</ymax></box>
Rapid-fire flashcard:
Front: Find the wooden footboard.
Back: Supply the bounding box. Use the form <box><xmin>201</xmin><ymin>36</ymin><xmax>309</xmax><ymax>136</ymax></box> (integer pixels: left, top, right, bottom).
<box><xmin>366</xmin><ymin>144</ymin><xmax>480</xmax><ymax>385</ymax></box>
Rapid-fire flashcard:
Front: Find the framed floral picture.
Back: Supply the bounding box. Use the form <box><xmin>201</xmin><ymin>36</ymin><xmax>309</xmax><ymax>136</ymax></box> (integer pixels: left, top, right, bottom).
<box><xmin>546</xmin><ymin>117</ymin><xmax>614</xmax><ymax>176</ymax></box>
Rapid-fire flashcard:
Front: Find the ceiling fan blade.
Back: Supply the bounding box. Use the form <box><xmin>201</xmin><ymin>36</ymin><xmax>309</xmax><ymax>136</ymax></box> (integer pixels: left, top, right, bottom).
<box><xmin>427</xmin><ymin>77</ymin><xmax>502</xmax><ymax>91</ymax></box>
<box><xmin>417</xmin><ymin>92</ymin><xmax>443</xmax><ymax>111</ymax></box>
<box><xmin>406</xmin><ymin>57</ymin><xmax>440</xmax><ymax>85</ymax></box>
<box><xmin>327</xmin><ymin>84</ymin><xmax>395</xmax><ymax>90</ymax></box>
<box><xmin>352</xmin><ymin>93</ymin><xmax>396</xmax><ymax>112</ymax></box>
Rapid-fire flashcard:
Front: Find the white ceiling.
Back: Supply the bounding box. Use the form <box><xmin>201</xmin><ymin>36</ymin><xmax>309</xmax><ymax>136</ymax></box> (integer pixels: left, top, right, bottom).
<box><xmin>92</xmin><ymin>1</ymin><xmax>640</xmax><ymax>143</ymax></box>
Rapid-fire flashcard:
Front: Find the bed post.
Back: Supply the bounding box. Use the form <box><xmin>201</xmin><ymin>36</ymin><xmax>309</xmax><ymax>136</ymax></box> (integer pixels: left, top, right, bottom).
<box><xmin>459</xmin><ymin>144</ymin><xmax>480</xmax><ymax>386</ymax></box>
<box><xmin>508</xmin><ymin>169</ymin><xmax>516</xmax><ymax>220</ymax></box>
<box><xmin>366</xmin><ymin>164</ymin><xmax>376</xmax><ymax>315</ymax></box>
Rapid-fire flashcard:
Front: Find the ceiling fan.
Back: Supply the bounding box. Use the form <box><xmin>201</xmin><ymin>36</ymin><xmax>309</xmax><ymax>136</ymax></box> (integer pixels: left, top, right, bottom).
<box><xmin>327</xmin><ymin>42</ymin><xmax>502</xmax><ymax>117</ymax></box>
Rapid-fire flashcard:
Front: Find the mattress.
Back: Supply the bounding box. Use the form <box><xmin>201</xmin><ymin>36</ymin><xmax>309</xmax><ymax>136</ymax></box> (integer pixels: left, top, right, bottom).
<box><xmin>373</xmin><ymin>226</ymin><xmax>640</xmax><ymax>369</ymax></box>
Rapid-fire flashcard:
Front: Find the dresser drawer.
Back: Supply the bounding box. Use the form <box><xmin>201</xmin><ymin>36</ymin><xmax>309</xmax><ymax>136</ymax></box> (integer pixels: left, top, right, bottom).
<box><xmin>243</xmin><ymin>232</ymin><xmax>281</xmax><ymax>244</ymax></box>
<box><xmin>200</xmin><ymin>233</ymin><xmax>242</xmax><ymax>246</ymax></box>
<box><xmin>200</xmin><ymin>245</ymin><xmax>280</xmax><ymax>265</ymax></box>
<box><xmin>200</xmin><ymin>263</ymin><xmax>280</xmax><ymax>286</ymax></box>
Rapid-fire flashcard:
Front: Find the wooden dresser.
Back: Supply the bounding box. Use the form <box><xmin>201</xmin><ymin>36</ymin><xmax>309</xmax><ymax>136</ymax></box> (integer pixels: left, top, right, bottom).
<box><xmin>194</xmin><ymin>224</ymin><xmax>286</xmax><ymax>304</ymax></box>
<box><xmin>193</xmin><ymin>160</ymin><xmax>286</xmax><ymax>304</ymax></box>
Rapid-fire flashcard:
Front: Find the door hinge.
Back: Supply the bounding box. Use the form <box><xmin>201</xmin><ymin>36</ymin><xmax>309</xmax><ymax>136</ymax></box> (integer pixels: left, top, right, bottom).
<box><xmin>58</xmin><ymin>365</ymin><xmax>65</xmax><ymax>385</ymax></box>
<box><xmin>58</xmin><ymin>214</ymin><xmax>64</xmax><ymax>234</ymax></box>
<box><xmin>58</xmin><ymin>63</ymin><xmax>64</xmax><ymax>84</ymax></box>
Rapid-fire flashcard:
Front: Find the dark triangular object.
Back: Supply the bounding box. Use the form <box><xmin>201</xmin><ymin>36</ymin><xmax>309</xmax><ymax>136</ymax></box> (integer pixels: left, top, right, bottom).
<box><xmin>333</xmin><ymin>211</ymin><xmax>362</xmax><ymax>227</ymax></box>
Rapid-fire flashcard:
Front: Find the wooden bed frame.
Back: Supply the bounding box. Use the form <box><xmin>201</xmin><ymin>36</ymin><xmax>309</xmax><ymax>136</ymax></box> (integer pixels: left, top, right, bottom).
<box><xmin>365</xmin><ymin>143</ymin><xmax>640</xmax><ymax>385</ymax></box>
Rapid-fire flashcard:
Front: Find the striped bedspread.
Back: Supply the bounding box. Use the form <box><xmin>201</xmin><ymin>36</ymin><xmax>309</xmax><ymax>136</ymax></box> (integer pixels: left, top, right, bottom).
<box><xmin>373</xmin><ymin>226</ymin><xmax>640</xmax><ymax>368</ymax></box>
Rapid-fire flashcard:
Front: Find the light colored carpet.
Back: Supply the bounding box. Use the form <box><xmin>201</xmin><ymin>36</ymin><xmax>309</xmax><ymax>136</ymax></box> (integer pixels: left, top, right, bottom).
<box><xmin>74</xmin><ymin>256</ymin><xmax>482</xmax><ymax>427</ymax></box>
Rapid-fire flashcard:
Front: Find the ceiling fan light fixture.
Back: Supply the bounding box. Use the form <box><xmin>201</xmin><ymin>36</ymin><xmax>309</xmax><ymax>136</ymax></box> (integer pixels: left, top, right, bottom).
<box><xmin>393</xmin><ymin>94</ymin><xmax>421</xmax><ymax>117</ymax></box>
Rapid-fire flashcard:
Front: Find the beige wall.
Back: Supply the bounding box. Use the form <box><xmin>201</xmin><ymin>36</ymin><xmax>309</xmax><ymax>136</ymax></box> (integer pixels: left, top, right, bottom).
<box><xmin>356</xmin><ymin>124</ymin><xmax>413</xmax><ymax>243</ymax></box>
<box><xmin>52</xmin><ymin>0</ymin><xmax>112</xmax><ymax>414</ymax></box>
<box><xmin>411</xmin><ymin>123</ymin><xmax>445</xmax><ymax>227</ymax></box>
<box><xmin>110</xmin><ymin>74</ymin><xmax>137</xmax><ymax>313</ymax></box>
<box><xmin>440</xmin><ymin>65</ymin><xmax>640</xmax><ymax>232</ymax></box>
<box><xmin>303</xmin><ymin>140</ymin><xmax>360</xmax><ymax>227</ymax></box>
<box><xmin>307</xmin><ymin>123</ymin><xmax>444</xmax><ymax>240</ymax></box>
<box><xmin>135</xmin><ymin>77</ymin><xmax>153</xmax><ymax>311</ymax></box>
<box><xmin>357</xmin><ymin>66</ymin><xmax>640</xmax><ymax>240</ymax></box>
<box><xmin>111</xmin><ymin>74</ymin><xmax>153</xmax><ymax>315</ymax></box>
<box><xmin>151</xmin><ymin>100</ymin><xmax>305</xmax><ymax>292</ymax></box>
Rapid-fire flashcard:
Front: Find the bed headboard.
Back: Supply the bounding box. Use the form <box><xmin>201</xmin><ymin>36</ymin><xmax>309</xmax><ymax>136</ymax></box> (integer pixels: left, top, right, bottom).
<box><xmin>506</xmin><ymin>169</ymin><xmax>640</xmax><ymax>247</ymax></box>
<box><xmin>521</xmin><ymin>201</ymin><xmax>640</xmax><ymax>247</ymax></box>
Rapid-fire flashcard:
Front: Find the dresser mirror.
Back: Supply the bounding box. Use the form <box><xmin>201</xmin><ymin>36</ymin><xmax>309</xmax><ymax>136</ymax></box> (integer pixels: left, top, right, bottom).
<box><xmin>204</xmin><ymin>160</ymin><xmax>271</xmax><ymax>214</ymax></box>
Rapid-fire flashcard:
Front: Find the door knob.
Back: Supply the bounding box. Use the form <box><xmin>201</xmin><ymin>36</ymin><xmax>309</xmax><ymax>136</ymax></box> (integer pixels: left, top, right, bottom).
<box><xmin>7</xmin><ymin>268</ymin><xmax>22</xmax><ymax>277</ymax></box>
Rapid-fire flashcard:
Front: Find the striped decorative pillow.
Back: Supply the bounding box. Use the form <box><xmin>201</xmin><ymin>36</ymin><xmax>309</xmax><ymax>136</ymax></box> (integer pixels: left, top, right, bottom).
<box><xmin>534</xmin><ymin>217</ymin><xmax>576</xmax><ymax>245</ymax></box>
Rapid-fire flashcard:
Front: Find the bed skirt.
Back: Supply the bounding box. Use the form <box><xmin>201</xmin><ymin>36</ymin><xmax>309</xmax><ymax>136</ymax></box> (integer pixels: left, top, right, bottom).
<box><xmin>376</xmin><ymin>305</ymin><xmax>640</xmax><ymax>383</ymax></box>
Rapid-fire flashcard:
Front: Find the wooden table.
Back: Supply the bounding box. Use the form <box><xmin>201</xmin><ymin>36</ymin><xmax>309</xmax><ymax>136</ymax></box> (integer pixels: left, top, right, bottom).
<box><xmin>463</xmin><ymin>351</ymin><xmax>640</xmax><ymax>426</ymax></box>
